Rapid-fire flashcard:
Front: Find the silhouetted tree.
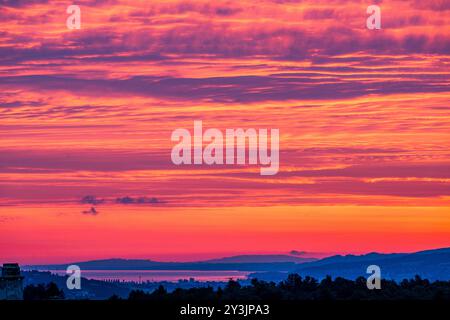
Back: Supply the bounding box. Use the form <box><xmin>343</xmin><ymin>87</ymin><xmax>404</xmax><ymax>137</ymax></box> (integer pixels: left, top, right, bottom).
<box><xmin>24</xmin><ymin>282</ymin><xmax>65</xmax><ymax>300</ymax></box>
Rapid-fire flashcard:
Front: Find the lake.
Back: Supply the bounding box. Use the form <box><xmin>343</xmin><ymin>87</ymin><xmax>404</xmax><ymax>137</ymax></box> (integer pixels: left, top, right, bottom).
<box><xmin>45</xmin><ymin>270</ymin><xmax>251</xmax><ymax>282</ymax></box>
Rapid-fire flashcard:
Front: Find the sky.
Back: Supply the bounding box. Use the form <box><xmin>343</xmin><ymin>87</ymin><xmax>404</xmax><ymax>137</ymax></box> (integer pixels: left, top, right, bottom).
<box><xmin>0</xmin><ymin>0</ymin><xmax>449</xmax><ymax>264</ymax></box>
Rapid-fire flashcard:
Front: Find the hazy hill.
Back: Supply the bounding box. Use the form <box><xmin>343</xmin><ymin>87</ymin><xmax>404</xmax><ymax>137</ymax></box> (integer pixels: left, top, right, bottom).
<box><xmin>26</xmin><ymin>255</ymin><xmax>313</xmax><ymax>272</ymax></box>
<box><xmin>250</xmin><ymin>247</ymin><xmax>450</xmax><ymax>282</ymax></box>
<box><xmin>26</xmin><ymin>248</ymin><xmax>450</xmax><ymax>281</ymax></box>
<box><xmin>204</xmin><ymin>254</ymin><xmax>316</xmax><ymax>264</ymax></box>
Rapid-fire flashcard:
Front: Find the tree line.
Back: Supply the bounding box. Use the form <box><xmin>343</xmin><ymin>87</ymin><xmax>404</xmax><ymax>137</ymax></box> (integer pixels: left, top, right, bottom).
<box><xmin>127</xmin><ymin>275</ymin><xmax>450</xmax><ymax>301</ymax></box>
<box><xmin>23</xmin><ymin>274</ymin><xmax>450</xmax><ymax>300</ymax></box>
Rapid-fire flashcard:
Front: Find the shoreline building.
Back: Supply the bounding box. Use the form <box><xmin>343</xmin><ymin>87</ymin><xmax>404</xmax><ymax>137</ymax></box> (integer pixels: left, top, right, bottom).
<box><xmin>0</xmin><ymin>263</ymin><xmax>24</xmax><ymax>300</ymax></box>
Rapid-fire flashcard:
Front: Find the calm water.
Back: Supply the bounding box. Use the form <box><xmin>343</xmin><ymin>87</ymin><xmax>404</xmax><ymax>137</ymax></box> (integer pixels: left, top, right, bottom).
<box><xmin>47</xmin><ymin>270</ymin><xmax>251</xmax><ymax>282</ymax></box>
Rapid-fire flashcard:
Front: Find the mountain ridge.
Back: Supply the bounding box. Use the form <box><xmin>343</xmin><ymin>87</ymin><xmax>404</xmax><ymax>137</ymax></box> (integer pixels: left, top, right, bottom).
<box><xmin>24</xmin><ymin>254</ymin><xmax>314</xmax><ymax>272</ymax></box>
<box><xmin>23</xmin><ymin>247</ymin><xmax>450</xmax><ymax>281</ymax></box>
<box><xmin>251</xmin><ymin>247</ymin><xmax>450</xmax><ymax>282</ymax></box>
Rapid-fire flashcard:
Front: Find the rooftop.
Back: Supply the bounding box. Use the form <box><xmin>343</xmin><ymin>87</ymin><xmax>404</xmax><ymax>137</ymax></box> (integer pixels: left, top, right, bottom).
<box><xmin>1</xmin><ymin>263</ymin><xmax>22</xmax><ymax>278</ymax></box>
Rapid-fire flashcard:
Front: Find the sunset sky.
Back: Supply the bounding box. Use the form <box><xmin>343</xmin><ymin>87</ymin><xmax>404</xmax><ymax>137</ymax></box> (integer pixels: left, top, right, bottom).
<box><xmin>1</xmin><ymin>0</ymin><xmax>449</xmax><ymax>264</ymax></box>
